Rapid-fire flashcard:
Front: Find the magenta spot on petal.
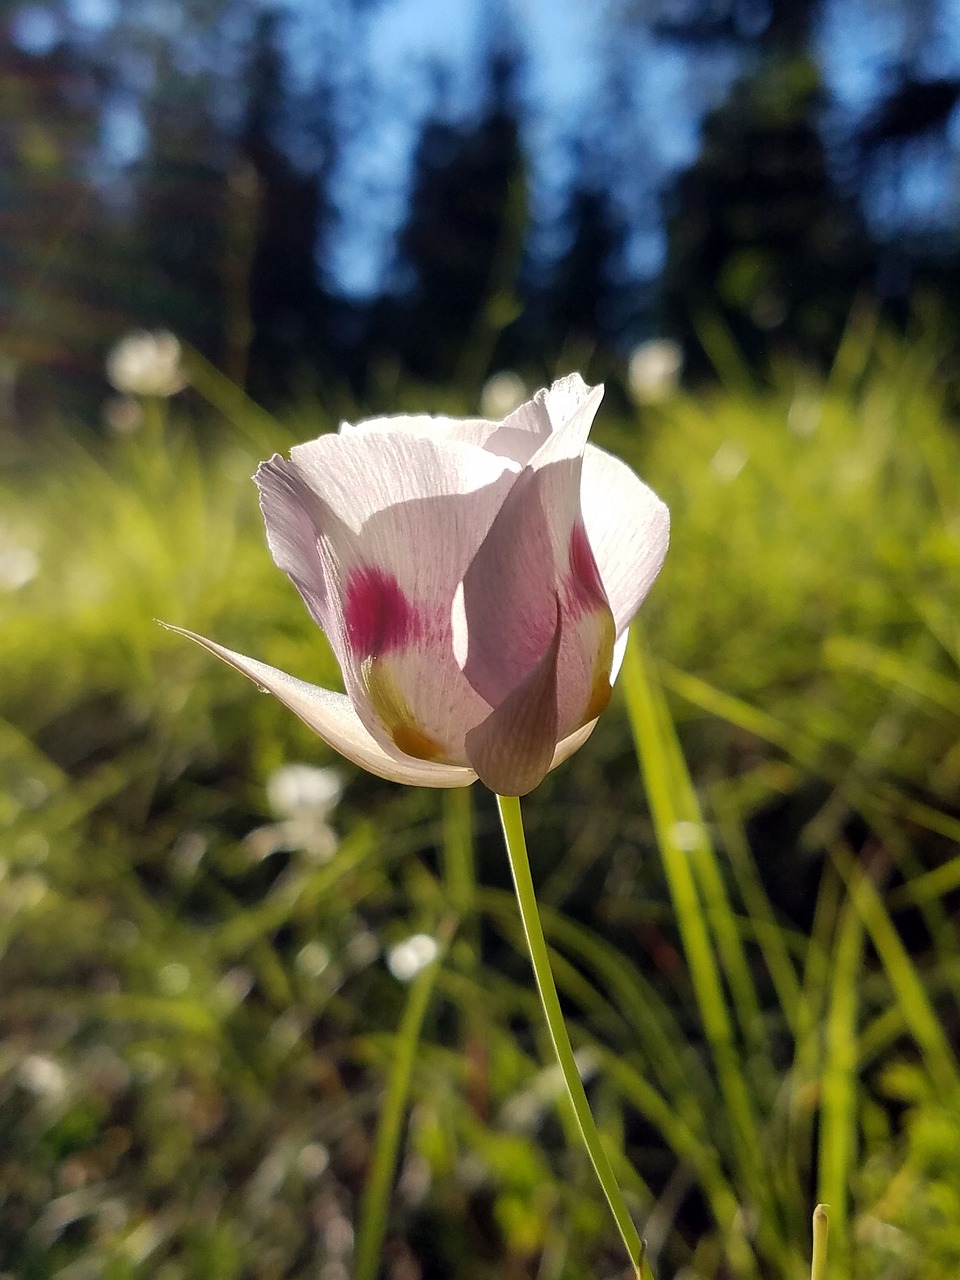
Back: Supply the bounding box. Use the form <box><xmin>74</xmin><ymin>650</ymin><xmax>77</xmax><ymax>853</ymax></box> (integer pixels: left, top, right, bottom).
<box><xmin>344</xmin><ymin>566</ymin><xmax>420</xmax><ymax>658</ymax></box>
<box><xmin>565</xmin><ymin>521</ymin><xmax>608</xmax><ymax>617</ymax></box>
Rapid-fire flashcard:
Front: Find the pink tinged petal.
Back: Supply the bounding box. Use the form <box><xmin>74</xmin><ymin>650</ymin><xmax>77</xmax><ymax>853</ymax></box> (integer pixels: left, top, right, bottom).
<box><xmin>161</xmin><ymin>624</ymin><xmax>476</xmax><ymax>788</ymax></box>
<box><xmin>257</xmin><ymin>456</ymin><xmax>333</xmax><ymax>635</ymax></box>
<box><xmin>260</xmin><ymin>433</ymin><xmax>514</xmax><ymax>764</ymax></box>
<box><xmin>333</xmin><ymin>373</ymin><xmax>597</xmax><ymax>468</ymax></box>
<box><xmin>464</xmin><ymin>606</ymin><xmax>563</xmax><ymax>796</ymax></box>
<box><xmin>580</xmin><ymin>445</ymin><xmax>670</xmax><ymax>636</ymax></box>
<box><xmin>461</xmin><ymin>379</ymin><xmax>615</xmax><ymax>742</ymax></box>
<box><xmin>287</xmin><ymin>430</ymin><xmax>517</xmax><ymax>529</ymax></box>
<box><xmin>461</xmin><ymin>465</ymin><xmax>557</xmax><ymax>705</ymax></box>
<box><xmin>561</xmin><ymin>519</ymin><xmax>616</xmax><ymax>723</ymax></box>
<box><xmin>539</xmin><ymin>371</ymin><xmax>600</xmax><ymax>436</ymax></box>
<box><xmin>459</xmin><ymin>384</ymin><xmax>602</xmax><ymax>698</ymax></box>
<box><xmin>344</xmin><ymin>566</ymin><xmax>421</xmax><ymax>658</ymax></box>
<box><xmin>337</xmin><ymin>412</ymin><xmax>518</xmax><ymax>457</ymax></box>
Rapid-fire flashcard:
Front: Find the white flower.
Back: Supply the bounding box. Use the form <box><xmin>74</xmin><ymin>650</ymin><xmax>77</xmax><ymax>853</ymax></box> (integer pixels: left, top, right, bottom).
<box><xmin>106</xmin><ymin>330</ymin><xmax>187</xmax><ymax>398</ymax></box>
<box><xmin>267</xmin><ymin>764</ymin><xmax>343</xmax><ymax>819</ymax></box>
<box><xmin>480</xmin><ymin>370</ymin><xmax>527</xmax><ymax>418</ymax></box>
<box><xmin>167</xmin><ymin>374</ymin><xmax>669</xmax><ymax>797</ymax></box>
<box><xmin>627</xmin><ymin>339</ymin><xmax>683</xmax><ymax>405</ymax></box>
<box><xmin>387</xmin><ymin>933</ymin><xmax>438</xmax><ymax>981</ymax></box>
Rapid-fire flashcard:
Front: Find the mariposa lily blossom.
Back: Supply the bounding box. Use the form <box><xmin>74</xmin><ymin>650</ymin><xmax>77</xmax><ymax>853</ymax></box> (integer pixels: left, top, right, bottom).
<box><xmin>168</xmin><ymin>374</ymin><xmax>668</xmax><ymax>796</ymax></box>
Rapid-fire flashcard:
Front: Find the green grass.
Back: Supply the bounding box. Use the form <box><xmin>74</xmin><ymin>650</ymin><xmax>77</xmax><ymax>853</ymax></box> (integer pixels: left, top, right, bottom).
<box><xmin>3</xmin><ymin>312</ymin><xmax>960</xmax><ymax>1278</ymax></box>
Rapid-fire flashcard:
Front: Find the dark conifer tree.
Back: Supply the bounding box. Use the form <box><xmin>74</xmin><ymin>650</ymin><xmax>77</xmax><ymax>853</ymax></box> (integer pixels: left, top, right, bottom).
<box><xmin>376</xmin><ymin>44</ymin><xmax>526</xmax><ymax>387</ymax></box>
<box><xmin>0</xmin><ymin>11</ymin><xmax>108</xmax><ymax>423</ymax></box>
<box><xmin>661</xmin><ymin>55</ymin><xmax>872</xmax><ymax>371</ymax></box>
<box><xmin>130</xmin><ymin>48</ymin><xmax>232</xmax><ymax>363</ymax></box>
<box><xmin>238</xmin><ymin>8</ymin><xmax>334</xmax><ymax>400</ymax></box>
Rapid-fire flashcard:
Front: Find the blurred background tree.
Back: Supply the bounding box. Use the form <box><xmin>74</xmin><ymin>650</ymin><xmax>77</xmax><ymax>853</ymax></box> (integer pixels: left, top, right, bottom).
<box><xmin>4</xmin><ymin>0</ymin><xmax>960</xmax><ymax>420</ymax></box>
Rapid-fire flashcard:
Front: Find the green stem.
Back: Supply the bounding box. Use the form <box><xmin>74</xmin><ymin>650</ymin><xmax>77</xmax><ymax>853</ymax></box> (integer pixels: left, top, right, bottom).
<box><xmin>811</xmin><ymin>1204</ymin><xmax>829</xmax><ymax>1280</ymax></box>
<box><xmin>354</xmin><ymin>927</ymin><xmax>447</xmax><ymax>1280</ymax></box>
<box><xmin>442</xmin><ymin>786</ymin><xmax>475</xmax><ymax>921</ymax></box>
<box><xmin>496</xmin><ymin>793</ymin><xmax>652</xmax><ymax>1280</ymax></box>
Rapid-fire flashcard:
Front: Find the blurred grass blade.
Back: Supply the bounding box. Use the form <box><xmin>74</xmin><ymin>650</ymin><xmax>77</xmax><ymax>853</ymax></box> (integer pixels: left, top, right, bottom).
<box><xmin>831</xmin><ymin>845</ymin><xmax>960</xmax><ymax>1097</ymax></box>
<box><xmin>442</xmin><ymin>785</ymin><xmax>475</xmax><ymax>922</ymax></box>
<box><xmin>816</xmin><ymin>893</ymin><xmax>863</xmax><ymax>1277</ymax></box>
<box><xmin>181</xmin><ymin>344</ymin><xmax>286</xmax><ymax>450</ymax></box>
<box><xmin>646</xmin><ymin>668</ymin><xmax>766</xmax><ymax>1058</ymax></box>
<box><xmin>620</xmin><ymin>631</ymin><xmax>766</xmax><ymax>1208</ymax></box>
<box><xmin>354</xmin><ymin>920</ymin><xmax>451</xmax><ymax>1280</ymax></box>
<box><xmin>710</xmin><ymin>789</ymin><xmax>802</xmax><ymax>1032</ymax></box>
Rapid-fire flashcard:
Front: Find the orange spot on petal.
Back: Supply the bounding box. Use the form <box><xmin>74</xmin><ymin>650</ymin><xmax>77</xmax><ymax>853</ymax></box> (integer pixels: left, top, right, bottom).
<box><xmin>582</xmin><ymin>673</ymin><xmax>612</xmax><ymax>725</ymax></box>
<box><xmin>392</xmin><ymin>721</ymin><xmax>445</xmax><ymax>761</ymax></box>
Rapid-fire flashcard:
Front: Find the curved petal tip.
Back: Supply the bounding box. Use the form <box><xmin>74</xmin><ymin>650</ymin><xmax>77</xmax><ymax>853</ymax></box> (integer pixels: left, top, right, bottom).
<box><xmin>159</xmin><ymin>623</ymin><xmax>476</xmax><ymax>789</ymax></box>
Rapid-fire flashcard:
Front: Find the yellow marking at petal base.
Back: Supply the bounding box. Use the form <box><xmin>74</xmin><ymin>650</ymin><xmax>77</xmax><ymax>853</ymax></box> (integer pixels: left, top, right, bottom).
<box><xmin>582</xmin><ymin>672</ymin><xmax>612</xmax><ymax>724</ymax></box>
<box><xmin>392</xmin><ymin>721</ymin><xmax>445</xmax><ymax>761</ymax></box>
<box><xmin>577</xmin><ymin>607</ymin><xmax>616</xmax><ymax>728</ymax></box>
<box><xmin>362</xmin><ymin>658</ymin><xmax>445</xmax><ymax>761</ymax></box>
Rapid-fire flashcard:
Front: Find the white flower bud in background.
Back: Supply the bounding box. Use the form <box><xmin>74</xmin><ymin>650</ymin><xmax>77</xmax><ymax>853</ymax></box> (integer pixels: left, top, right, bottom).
<box><xmin>480</xmin><ymin>370</ymin><xmax>526</xmax><ymax>418</ymax></box>
<box><xmin>267</xmin><ymin>764</ymin><xmax>343</xmax><ymax>820</ymax></box>
<box><xmin>386</xmin><ymin>932</ymin><xmax>438</xmax><ymax>982</ymax></box>
<box><xmin>246</xmin><ymin>764</ymin><xmax>344</xmax><ymax>864</ymax></box>
<box><xmin>106</xmin><ymin>330</ymin><xmax>187</xmax><ymax>398</ymax></box>
<box><xmin>0</xmin><ymin>525</ymin><xmax>39</xmax><ymax>591</ymax></box>
<box><xmin>627</xmin><ymin>338</ymin><xmax>683</xmax><ymax>406</ymax></box>
<box><xmin>19</xmin><ymin>1054</ymin><xmax>68</xmax><ymax>1103</ymax></box>
<box><xmin>102</xmin><ymin>394</ymin><xmax>144</xmax><ymax>434</ymax></box>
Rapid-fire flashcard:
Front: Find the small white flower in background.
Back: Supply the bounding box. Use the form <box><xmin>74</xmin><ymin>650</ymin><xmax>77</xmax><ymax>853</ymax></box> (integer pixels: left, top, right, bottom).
<box><xmin>627</xmin><ymin>338</ymin><xmax>683</xmax><ymax>405</ymax></box>
<box><xmin>106</xmin><ymin>330</ymin><xmax>187</xmax><ymax>398</ymax></box>
<box><xmin>0</xmin><ymin>525</ymin><xmax>39</xmax><ymax>591</ymax></box>
<box><xmin>102</xmin><ymin>394</ymin><xmax>144</xmax><ymax>434</ymax></box>
<box><xmin>500</xmin><ymin>1046</ymin><xmax>599</xmax><ymax>1130</ymax></box>
<box><xmin>246</xmin><ymin>764</ymin><xmax>344</xmax><ymax>864</ymax></box>
<box><xmin>480</xmin><ymin>369</ymin><xmax>527</xmax><ymax>418</ymax></box>
<box><xmin>709</xmin><ymin>441</ymin><xmax>747</xmax><ymax>483</ymax></box>
<box><xmin>19</xmin><ymin>1054</ymin><xmax>68</xmax><ymax>1103</ymax></box>
<box><xmin>387</xmin><ymin>932</ymin><xmax>438</xmax><ymax>982</ymax></box>
<box><xmin>267</xmin><ymin>764</ymin><xmax>343</xmax><ymax>820</ymax></box>
<box><xmin>296</xmin><ymin>940</ymin><xmax>331</xmax><ymax>979</ymax></box>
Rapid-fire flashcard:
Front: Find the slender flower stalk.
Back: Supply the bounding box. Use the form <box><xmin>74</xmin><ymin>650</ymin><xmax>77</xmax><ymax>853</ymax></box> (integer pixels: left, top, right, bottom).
<box><xmin>496</xmin><ymin>793</ymin><xmax>653</xmax><ymax>1280</ymax></box>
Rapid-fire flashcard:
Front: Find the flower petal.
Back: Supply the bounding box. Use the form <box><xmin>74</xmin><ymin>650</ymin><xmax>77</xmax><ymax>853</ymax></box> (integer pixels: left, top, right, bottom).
<box><xmin>460</xmin><ymin>379</ymin><xmax>613</xmax><ymax>740</ymax></box>
<box><xmin>538</xmin><ymin>371</ymin><xmax>599</xmax><ymax>435</ymax></box>
<box><xmin>549</xmin><ymin>716</ymin><xmax>599</xmax><ymax>770</ymax></box>
<box><xmin>258</xmin><ymin>434</ymin><xmax>520</xmax><ymax>763</ymax></box>
<box><xmin>336</xmin><ymin>374</ymin><xmax>599</xmax><ymax>468</ymax></box>
<box><xmin>286</xmin><ymin>430</ymin><xmax>517</xmax><ymax>527</ymax></box>
<box><xmin>464</xmin><ymin>606</ymin><xmax>562</xmax><ymax>796</ymax></box>
<box><xmin>161</xmin><ymin>624</ymin><xmax>477</xmax><ymax>788</ymax></box>
<box><xmin>338</xmin><ymin>412</ymin><xmax>517</xmax><ymax>455</ymax></box>
<box><xmin>580</xmin><ymin>445</ymin><xmax>670</xmax><ymax>635</ymax></box>
<box><xmin>337</xmin><ymin>408</ymin><xmax>557</xmax><ymax>468</ymax></box>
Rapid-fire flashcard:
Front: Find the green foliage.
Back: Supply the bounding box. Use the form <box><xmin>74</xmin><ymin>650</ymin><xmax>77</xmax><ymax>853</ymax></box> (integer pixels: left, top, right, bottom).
<box><xmin>4</xmin><ymin>315</ymin><xmax>960</xmax><ymax>1277</ymax></box>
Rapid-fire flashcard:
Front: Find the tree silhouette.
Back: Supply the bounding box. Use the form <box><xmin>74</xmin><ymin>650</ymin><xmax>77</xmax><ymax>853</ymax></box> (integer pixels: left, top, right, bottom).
<box><xmin>375</xmin><ymin>46</ymin><xmax>527</xmax><ymax>387</ymax></box>
<box><xmin>0</xmin><ymin>12</ymin><xmax>109</xmax><ymax>423</ymax></box>
<box><xmin>662</xmin><ymin>55</ymin><xmax>872</xmax><ymax>371</ymax></box>
<box><xmin>238</xmin><ymin>8</ymin><xmax>335</xmax><ymax>400</ymax></box>
<box><xmin>130</xmin><ymin>43</ymin><xmax>232</xmax><ymax>363</ymax></box>
<box><xmin>529</xmin><ymin>179</ymin><xmax>629</xmax><ymax>361</ymax></box>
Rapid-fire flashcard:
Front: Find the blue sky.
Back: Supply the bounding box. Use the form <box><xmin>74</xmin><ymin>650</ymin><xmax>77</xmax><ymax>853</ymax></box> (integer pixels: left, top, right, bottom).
<box><xmin>13</xmin><ymin>0</ymin><xmax>960</xmax><ymax>296</ymax></box>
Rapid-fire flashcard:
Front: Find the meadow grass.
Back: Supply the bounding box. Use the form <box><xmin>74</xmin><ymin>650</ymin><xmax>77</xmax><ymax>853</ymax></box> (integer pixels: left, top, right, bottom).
<box><xmin>2</xmin><ymin>314</ymin><xmax>960</xmax><ymax>1278</ymax></box>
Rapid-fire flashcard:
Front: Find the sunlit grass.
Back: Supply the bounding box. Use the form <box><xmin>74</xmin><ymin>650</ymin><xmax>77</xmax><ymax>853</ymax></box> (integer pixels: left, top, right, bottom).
<box><xmin>3</xmin><ymin>314</ymin><xmax>960</xmax><ymax>1277</ymax></box>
